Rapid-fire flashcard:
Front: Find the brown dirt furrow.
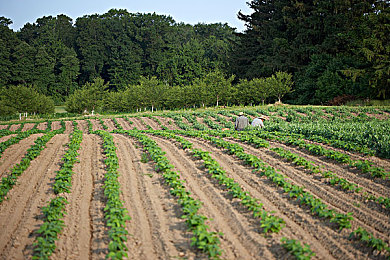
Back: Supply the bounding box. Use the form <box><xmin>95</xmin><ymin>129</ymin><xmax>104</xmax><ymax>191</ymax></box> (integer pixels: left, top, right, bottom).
<box><xmin>114</xmin><ymin>134</ymin><xmax>196</xmax><ymax>259</ymax></box>
<box><xmin>37</xmin><ymin>122</ymin><xmax>47</xmax><ymax>131</ymax></box>
<box><xmin>267</xmin><ymin>140</ymin><xmax>390</xmax><ymax>198</ymax></box>
<box><xmin>183</xmin><ymin>136</ymin><xmax>363</xmax><ymax>260</ymax></box>
<box><xmin>116</xmin><ymin>117</ymin><xmax>134</xmax><ymax>131</ymax></box>
<box><xmin>195</xmin><ymin>116</ymin><xmax>207</xmax><ymax>128</ymax></box>
<box><xmin>303</xmin><ymin>138</ymin><xmax>390</xmax><ymax>172</ymax></box>
<box><xmin>149</xmin><ymin>135</ymin><xmax>280</xmax><ymax>260</ymax></box>
<box><xmin>208</xmin><ymin>115</ymin><xmax>225</xmax><ymax>128</ymax></box>
<box><xmin>21</xmin><ymin>123</ymin><xmax>35</xmax><ymax>131</ymax></box>
<box><xmin>225</xmin><ymin>138</ymin><xmax>390</xmax><ymax>238</ymax></box>
<box><xmin>103</xmin><ymin>118</ymin><xmax>117</xmax><ymax>132</ymax></box>
<box><xmin>52</xmin><ymin>121</ymin><xmax>62</xmax><ymax>131</ymax></box>
<box><xmin>90</xmin><ymin>119</ymin><xmax>104</xmax><ymax>132</ymax></box>
<box><xmin>54</xmin><ymin>134</ymin><xmax>107</xmax><ymax>259</ymax></box>
<box><xmin>9</xmin><ymin>124</ymin><xmax>21</xmax><ymax>131</ymax></box>
<box><xmin>142</xmin><ymin>117</ymin><xmax>161</xmax><ymax>130</ymax></box>
<box><xmin>89</xmin><ymin>134</ymin><xmax>110</xmax><ymax>258</ymax></box>
<box><xmin>0</xmin><ymin>133</ymin><xmax>43</xmax><ymax>179</ymax></box>
<box><xmin>0</xmin><ymin>124</ymin><xmax>8</xmax><ymax>130</ymax></box>
<box><xmin>76</xmin><ymin>120</ymin><xmax>89</xmax><ymax>133</ymax></box>
<box><xmin>0</xmin><ymin>134</ymin><xmax>16</xmax><ymax>143</ymax></box>
<box><xmin>0</xmin><ymin>134</ymin><xmax>69</xmax><ymax>259</ymax></box>
<box><xmin>127</xmin><ymin>118</ymin><xmax>147</xmax><ymax>130</ymax></box>
<box><xmin>155</xmin><ymin>116</ymin><xmax>179</xmax><ymax>130</ymax></box>
<box><xmin>63</xmin><ymin>121</ymin><xmax>73</xmax><ymax>134</ymax></box>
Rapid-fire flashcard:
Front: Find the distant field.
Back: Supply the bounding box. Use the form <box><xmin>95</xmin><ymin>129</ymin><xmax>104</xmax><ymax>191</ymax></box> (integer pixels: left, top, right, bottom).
<box><xmin>0</xmin><ymin>106</ymin><xmax>389</xmax><ymax>259</ymax></box>
<box><xmin>54</xmin><ymin>106</ymin><xmax>67</xmax><ymax>113</ymax></box>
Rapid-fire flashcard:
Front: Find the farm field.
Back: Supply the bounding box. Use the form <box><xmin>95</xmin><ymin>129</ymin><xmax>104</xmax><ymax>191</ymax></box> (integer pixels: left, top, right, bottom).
<box><xmin>0</xmin><ymin>106</ymin><xmax>389</xmax><ymax>259</ymax></box>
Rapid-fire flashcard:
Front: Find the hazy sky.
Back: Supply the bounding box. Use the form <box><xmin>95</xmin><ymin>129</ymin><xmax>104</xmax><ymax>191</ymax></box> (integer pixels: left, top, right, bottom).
<box><xmin>0</xmin><ymin>0</ymin><xmax>252</xmax><ymax>32</ymax></box>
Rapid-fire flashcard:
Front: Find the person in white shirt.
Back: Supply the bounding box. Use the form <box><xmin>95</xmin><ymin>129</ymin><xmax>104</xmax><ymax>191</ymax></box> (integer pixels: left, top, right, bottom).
<box><xmin>251</xmin><ymin>115</ymin><xmax>266</xmax><ymax>129</ymax></box>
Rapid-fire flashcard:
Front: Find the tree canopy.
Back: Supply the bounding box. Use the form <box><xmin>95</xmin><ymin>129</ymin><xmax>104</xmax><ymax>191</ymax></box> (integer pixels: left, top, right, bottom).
<box><xmin>0</xmin><ymin>2</ymin><xmax>389</xmax><ymax>112</ymax></box>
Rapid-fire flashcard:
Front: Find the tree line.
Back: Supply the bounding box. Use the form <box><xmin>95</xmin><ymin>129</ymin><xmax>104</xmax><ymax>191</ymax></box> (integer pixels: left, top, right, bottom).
<box><xmin>65</xmin><ymin>71</ymin><xmax>293</xmax><ymax>113</ymax></box>
<box><xmin>0</xmin><ymin>1</ymin><xmax>389</xmax><ymax>116</ymax></box>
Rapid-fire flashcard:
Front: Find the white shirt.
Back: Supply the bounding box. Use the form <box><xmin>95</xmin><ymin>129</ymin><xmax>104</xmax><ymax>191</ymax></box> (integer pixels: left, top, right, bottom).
<box><xmin>251</xmin><ymin>118</ymin><xmax>264</xmax><ymax>128</ymax></box>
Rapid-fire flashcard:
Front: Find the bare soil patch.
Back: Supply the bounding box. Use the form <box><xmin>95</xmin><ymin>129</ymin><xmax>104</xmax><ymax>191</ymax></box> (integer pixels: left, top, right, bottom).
<box><xmin>102</xmin><ymin>118</ymin><xmax>117</xmax><ymax>132</ymax></box>
<box><xmin>75</xmin><ymin>120</ymin><xmax>89</xmax><ymax>133</ymax></box>
<box><xmin>154</xmin><ymin>116</ymin><xmax>179</xmax><ymax>130</ymax></box>
<box><xmin>142</xmin><ymin>117</ymin><xmax>161</xmax><ymax>130</ymax></box>
<box><xmin>0</xmin><ymin>133</ymin><xmax>43</xmax><ymax>179</ymax></box>
<box><xmin>116</xmin><ymin>117</ymin><xmax>134</xmax><ymax>131</ymax></box>
<box><xmin>183</xmin><ymin>135</ymin><xmax>389</xmax><ymax>259</ymax></box>
<box><xmin>9</xmin><ymin>124</ymin><xmax>21</xmax><ymax>131</ymax></box>
<box><xmin>0</xmin><ymin>134</ymin><xmax>68</xmax><ymax>259</ymax></box>
<box><xmin>21</xmin><ymin>123</ymin><xmax>35</xmax><ymax>131</ymax></box>
<box><xmin>114</xmin><ymin>134</ymin><xmax>197</xmax><ymax>259</ymax></box>
<box><xmin>54</xmin><ymin>134</ymin><xmax>109</xmax><ymax>259</ymax></box>
<box><xmin>36</xmin><ymin>122</ymin><xmax>47</xmax><ymax>131</ymax></box>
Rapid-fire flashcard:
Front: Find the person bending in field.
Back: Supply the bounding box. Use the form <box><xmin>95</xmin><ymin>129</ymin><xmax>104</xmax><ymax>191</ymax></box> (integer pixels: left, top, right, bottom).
<box><xmin>235</xmin><ymin>112</ymin><xmax>249</xmax><ymax>131</ymax></box>
<box><xmin>251</xmin><ymin>115</ymin><xmax>266</xmax><ymax>129</ymax></box>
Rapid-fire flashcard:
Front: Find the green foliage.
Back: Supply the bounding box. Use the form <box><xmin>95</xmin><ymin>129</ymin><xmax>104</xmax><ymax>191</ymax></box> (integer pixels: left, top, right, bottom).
<box><xmin>0</xmin><ymin>85</ymin><xmax>54</xmax><ymax>116</ymax></box>
<box><xmin>281</xmin><ymin>237</ymin><xmax>315</xmax><ymax>260</ymax></box>
<box><xmin>267</xmin><ymin>71</ymin><xmax>293</xmax><ymax>103</ymax></box>
<box><xmin>65</xmin><ymin>77</ymin><xmax>108</xmax><ymax>113</ymax></box>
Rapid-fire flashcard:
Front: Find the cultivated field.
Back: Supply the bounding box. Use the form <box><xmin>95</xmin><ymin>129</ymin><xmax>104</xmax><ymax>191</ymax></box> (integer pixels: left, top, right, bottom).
<box><xmin>0</xmin><ymin>106</ymin><xmax>389</xmax><ymax>259</ymax></box>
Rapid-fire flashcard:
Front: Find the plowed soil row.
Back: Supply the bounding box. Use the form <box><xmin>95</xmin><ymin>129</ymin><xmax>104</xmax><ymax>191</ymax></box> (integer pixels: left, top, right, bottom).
<box><xmin>0</xmin><ymin>116</ymin><xmax>389</xmax><ymax>259</ymax></box>
<box><xmin>0</xmin><ymin>133</ymin><xmax>43</xmax><ymax>179</ymax></box>
<box><xmin>0</xmin><ymin>134</ymin><xmax>69</xmax><ymax>259</ymax></box>
<box><xmin>167</xmin><ymin>134</ymin><xmax>390</xmax><ymax>259</ymax></box>
<box><xmin>54</xmin><ymin>134</ymin><xmax>109</xmax><ymax>259</ymax></box>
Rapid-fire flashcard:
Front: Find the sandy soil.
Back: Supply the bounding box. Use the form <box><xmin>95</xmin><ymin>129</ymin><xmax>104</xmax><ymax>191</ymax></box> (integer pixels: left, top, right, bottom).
<box><xmin>116</xmin><ymin>117</ymin><xmax>135</xmax><ymax>130</ymax></box>
<box><xmin>0</xmin><ymin>125</ymin><xmax>8</xmax><ymax>130</ymax></box>
<box><xmin>102</xmin><ymin>118</ymin><xmax>117</xmax><ymax>132</ymax></box>
<box><xmin>36</xmin><ymin>122</ymin><xmax>47</xmax><ymax>131</ymax></box>
<box><xmin>126</xmin><ymin>118</ymin><xmax>148</xmax><ymax>131</ymax></box>
<box><xmin>154</xmin><ymin>116</ymin><xmax>179</xmax><ymax>130</ymax></box>
<box><xmin>54</xmin><ymin>134</ymin><xmax>109</xmax><ymax>259</ymax></box>
<box><xmin>90</xmin><ymin>119</ymin><xmax>104</xmax><ymax>132</ymax></box>
<box><xmin>75</xmin><ymin>120</ymin><xmax>89</xmax><ymax>133</ymax></box>
<box><xmin>9</xmin><ymin>124</ymin><xmax>21</xmax><ymax>131</ymax></box>
<box><xmin>0</xmin><ymin>134</ymin><xmax>43</xmax><ymax>179</ymax></box>
<box><xmin>113</xmin><ymin>134</ymin><xmax>198</xmax><ymax>259</ymax></box>
<box><xmin>181</xmin><ymin>135</ymin><xmax>390</xmax><ymax>259</ymax></box>
<box><xmin>51</xmin><ymin>121</ymin><xmax>62</xmax><ymax>131</ymax></box>
<box><xmin>0</xmin><ymin>134</ymin><xmax>69</xmax><ymax>259</ymax></box>
<box><xmin>0</xmin><ymin>134</ymin><xmax>16</xmax><ymax>144</ymax></box>
<box><xmin>142</xmin><ymin>117</ymin><xmax>162</xmax><ymax>130</ymax></box>
<box><xmin>0</xmin><ymin>117</ymin><xmax>389</xmax><ymax>259</ymax></box>
<box><xmin>21</xmin><ymin>123</ymin><xmax>36</xmax><ymax>131</ymax></box>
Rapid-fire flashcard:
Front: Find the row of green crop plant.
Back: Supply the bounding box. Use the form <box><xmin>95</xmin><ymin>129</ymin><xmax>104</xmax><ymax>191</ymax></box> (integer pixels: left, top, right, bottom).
<box><xmin>148</xmin><ymin>129</ymin><xmax>287</xmax><ymax>234</ymax></box>
<box><xmin>214</xmin><ymin>128</ymin><xmax>388</xmax><ymax>210</ymax></box>
<box><xmin>0</xmin><ymin>121</ymin><xmax>65</xmax><ymax>203</ymax></box>
<box><xmin>0</xmin><ymin>129</ymin><xmax>41</xmax><ymax>158</ymax></box>
<box><xmin>174</xmin><ymin>130</ymin><xmax>356</xmax><ymax>230</ymax></box>
<box><xmin>143</xmin><ymin>129</ymin><xmax>316</xmax><ymax>259</ymax></box>
<box><xmin>33</xmin><ymin>121</ymin><xmax>83</xmax><ymax>259</ymax></box>
<box><xmin>249</xmin><ymin>130</ymin><xmax>390</xmax><ymax>180</ymax></box>
<box><xmin>182</xmin><ymin>127</ymin><xmax>390</xmax><ymax>210</ymax></box>
<box><xmin>171</xmin><ymin>129</ymin><xmax>390</xmax><ymax>257</ymax></box>
<box><xmin>265</xmin><ymin>119</ymin><xmax>390</xmax><ymax>159</ymax></box>
<box><xmin>0</xmin><ymin>121</ymin><xmax>45</xmax><ymax>152</ymax></box>
<box><xmin>92</xmin><ymin>129</ymin><xmax>131</xmax><ymax>259</ymax></box>
<box><xmin>114</xmin><ymin>129</ymin><xmax>223</xmax><ymax>258</ymax></box>
<box><xmin>269</xmin><ymin>147</ymin><xmax>390</xmax><ymax>209</ymax></box>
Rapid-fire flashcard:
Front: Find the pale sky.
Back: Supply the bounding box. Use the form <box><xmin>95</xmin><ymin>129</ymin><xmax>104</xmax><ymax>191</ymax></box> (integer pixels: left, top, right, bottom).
<box><xmin>0</xmin><ymin>0</ymin><xmax>252</xmax><ymax>32</ymax></box>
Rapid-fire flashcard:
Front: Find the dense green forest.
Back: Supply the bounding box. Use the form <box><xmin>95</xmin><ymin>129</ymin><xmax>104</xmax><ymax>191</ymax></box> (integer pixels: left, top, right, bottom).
<box><xmin>0</xmin><ymin>0</ymin><xmax>389</xmax><ymax>115</ymax></box>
